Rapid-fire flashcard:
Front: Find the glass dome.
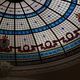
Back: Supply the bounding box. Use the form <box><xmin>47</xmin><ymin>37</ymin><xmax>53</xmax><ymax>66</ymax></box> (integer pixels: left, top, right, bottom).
<box><xmin>0</xmin><ymin>0</ymin><xmax>80</xmax><ymax>68</ymax></box>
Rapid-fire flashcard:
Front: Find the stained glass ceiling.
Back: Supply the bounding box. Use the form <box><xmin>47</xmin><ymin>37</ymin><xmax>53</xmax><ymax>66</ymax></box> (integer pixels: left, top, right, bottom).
<box><xmin>0</xmin><ymin>0</ymin><xmax>80</xmax><ymax>66</ymax></box>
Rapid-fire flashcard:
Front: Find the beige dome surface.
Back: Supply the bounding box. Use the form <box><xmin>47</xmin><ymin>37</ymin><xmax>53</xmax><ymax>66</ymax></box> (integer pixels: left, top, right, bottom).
<box><xmin>0</xmin><ymin>0</ymin><xmax>80</xmax><ymax>75</ymax></box>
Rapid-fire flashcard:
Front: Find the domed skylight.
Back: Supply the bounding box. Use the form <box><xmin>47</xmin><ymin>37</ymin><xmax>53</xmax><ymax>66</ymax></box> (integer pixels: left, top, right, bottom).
<box><xmin>0</xmin><ymin>0</ymin><xmax>80</xmax><ymax>66</ymax></box>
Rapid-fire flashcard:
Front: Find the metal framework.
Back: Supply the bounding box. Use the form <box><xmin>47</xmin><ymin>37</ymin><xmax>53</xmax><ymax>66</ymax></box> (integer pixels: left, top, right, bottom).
<box><xmin>0</xmin><ymin>0</ymin><xmax>80</xmax><ymax>66</ymax></box>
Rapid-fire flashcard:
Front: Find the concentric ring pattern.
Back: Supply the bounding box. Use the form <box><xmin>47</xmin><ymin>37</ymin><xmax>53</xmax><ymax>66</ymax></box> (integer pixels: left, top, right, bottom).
<box><xmin>0</xmin><ymin>0</ymin><xmax>80</xmax><ymax>66</ymax></box>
